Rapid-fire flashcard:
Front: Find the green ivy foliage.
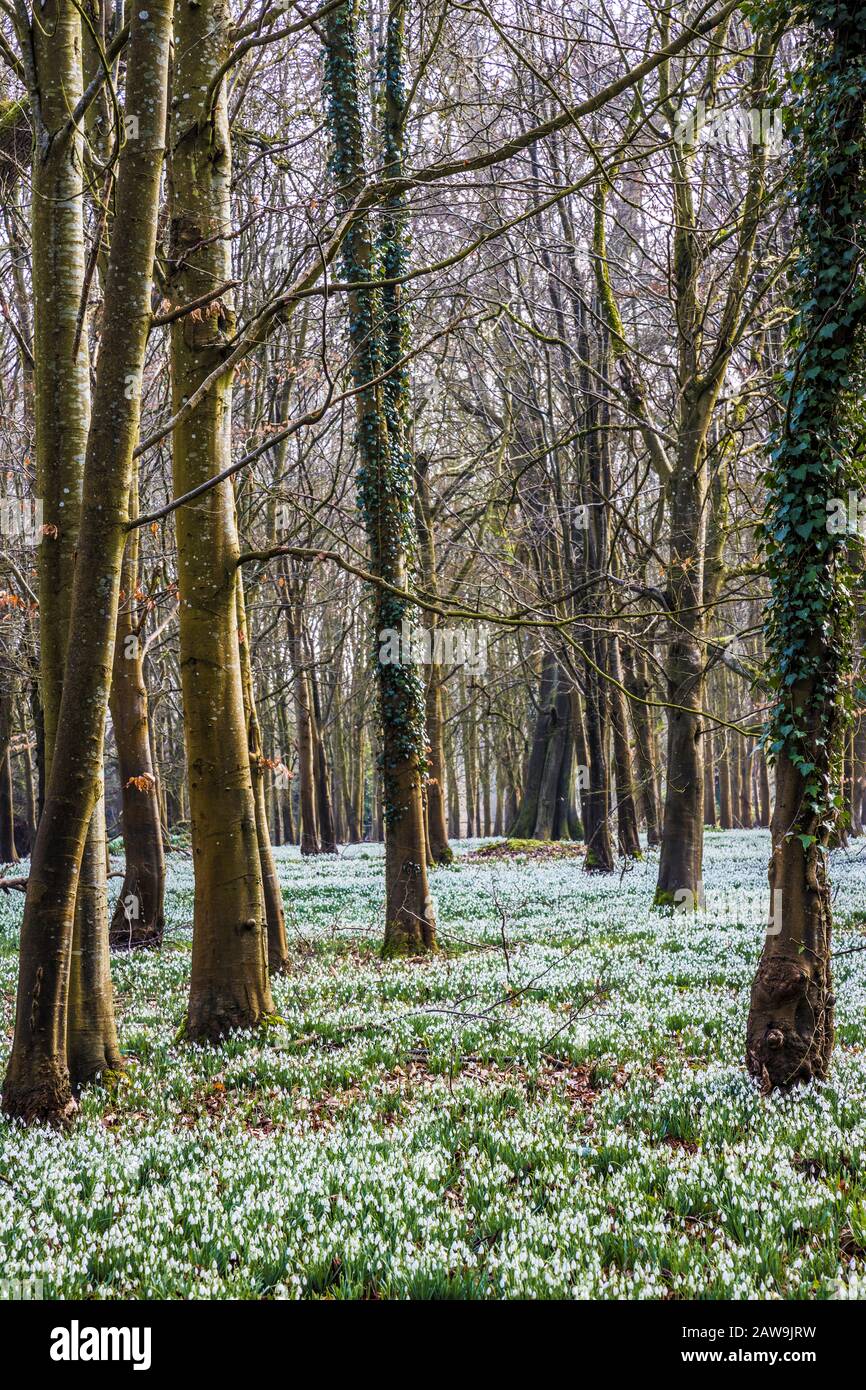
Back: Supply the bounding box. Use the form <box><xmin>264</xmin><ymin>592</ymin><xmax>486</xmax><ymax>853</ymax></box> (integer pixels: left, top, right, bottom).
<box><xmin>758</xmin><ymin>2</ymin><xmax>866</xmax><ymax>838</ymax></box>
<box><xmin>324</xmin><ymin>2</ymin><xmax>427</xmax><ymax>823</ymax></box>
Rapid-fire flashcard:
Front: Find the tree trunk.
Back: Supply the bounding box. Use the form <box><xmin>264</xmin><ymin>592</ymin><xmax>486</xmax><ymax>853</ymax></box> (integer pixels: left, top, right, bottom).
<box><xmin>19</xmin><ymin>719</ymin><xmax>38</xmax><ymax>853</ymax></box>
<box><xmin>237</xmin><ymin>577</ymin><xmax>289</xmax><ymax>974</ymax></box>
<box><xmin>414</xmin><ymin>456</ymin><xmax>451</xmax><ymax>862</ymax></box>
<box><xmin>510</xmin><ymin>651</ymin><xmax>556</xmax><ymax>837</ymax></box>
<box><xmin>330</xmin><ymin>697</ymin><xmax>348</xmax><ymax>845</ymax></box>
<box><xmin>852</xmin><ymin>717</ymin><xmax>866</xmax><ymax>833</ymax></box>
<box><xmin>582</xmin><ymin>635</ymin><xmax>614</xmax><ymax>872</ymax></box>
<box><xmin>608</xmin><ymin>638</ymin><xmax>642</xmax><ymax>857</ymax></box>
<box><xmin>324</xmin><ymin>1</ymin><xmax>436</xmax><ymax>954</ymax></box>
<box><xmin>446</xmin><ymin>725</ymin><xmax>461</xmax><ymax>837</ymax></box>
<box><xmin>29</xmin><ymin>680</ymin><xmax>44</xmax><ymax>824</ymax></box>
<box><xmin>461</xmin><ymin>672</ymin><xmax>478</xmax><ymax>838</ymax></box>
<box><xmin>347</xmin><ymin>668</ymin><xmax>365</xmax><ymax>842</ymax></box>
<box><xmin>0</xmin><ymin>691</ymin><xmax>17</xmax><ymax>863</ymax></box>
<box><xmin>569</xmin><ymin>691</ymin><xmax>588</xmax><ymax>839</ymax></box>
<box><xmin>533</xmin><ymin>667</ymin><xmax>571</xmax><ymax>840</ymax></box>
<box><xmin>739</xmin><ymin>738</ymin><xmax>753</xmax><ymax>828</ymax></box>
<box><xmin>747</xmin><ymin>743</ymin><xmax>834</xmax><ymax>1091</ymax></box>
<box><xmin>67</xmin><ymin>793</ymin><xmax>122</xmax><ymax>1086</ymax></box>
<box><xmin>757</xmin><ymin>752</ymin><xmax>771</xmax><ymax>828</ymax></box>
<box><xmin>576</xmin><ymin>299</ymin><xmax>614</xmax><ymax>873</ymax></box>
<box><xmin>284</xmin><ymin>593</ymin><xmax>320</xmax><ymax>855</ymax></box>
<box><xmin>622</xmin><ymin>647</ymin><xmax>660</xmax><ymax>846</ymax></box>
<box><xmin>169</xmin><ymin>0</ymin><xmax>273</xmax><ymax>1040</ymax></box>
<box><xmin>654</xmin><ymin>404</ymin><xmax>710</xmax><ymax>907</ymax></box>
<box><xmin>480</xmin><ymin>737</ymin><xmax>492</xmax><ymax>837</ymax></box>
<box><xmin>109</xmin><ymin>483</ymin><xmax>165</xmax><ymax>949</ymax></box>
<box><xmin>747</xmin><ymin>6</ymin><xmax>866</xmax><ymax>1090</ymax></box>
<box><xmin>2</xmin><ymin>0</ymin><xmax>172</xmax><ymax>1124</ymax></box>
<box><xmin>703</xmin><ymin>729</ymin><xmax>718</xmax><ymax>828</ymax></box>
<box><xmin>309</xmin><ymin>663</ymin><xmax>337</xmax><ymax>852</ymax></box>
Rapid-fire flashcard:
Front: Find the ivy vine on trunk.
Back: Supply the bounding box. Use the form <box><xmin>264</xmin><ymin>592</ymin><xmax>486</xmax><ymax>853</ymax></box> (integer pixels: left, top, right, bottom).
<box><xmin>746</xmin><ymin>0</ymin><xmax>866</xmax><ymax>1092</ymax></box>
<box><xmin>324</xmin><ymin>0</ymin><xmax>437</xmax><ymax>955</ymax></box>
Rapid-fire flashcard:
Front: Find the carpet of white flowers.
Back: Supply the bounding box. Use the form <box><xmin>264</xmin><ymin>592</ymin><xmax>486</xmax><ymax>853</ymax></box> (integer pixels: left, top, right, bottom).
<box><xmin>1</xmin><ymin>829</ymin><xmax>866</xmax><ymax>1300</ymax></box>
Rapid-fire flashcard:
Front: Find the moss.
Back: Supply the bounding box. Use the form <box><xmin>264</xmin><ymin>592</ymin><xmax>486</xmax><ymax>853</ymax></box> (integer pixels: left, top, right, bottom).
<box><xmin>0</xmin><ymin>97</ymin><xmax>27</xmax><ymax>134</ymax></box>
<box><xmin>592</xmin><ymin>182</ymin><xmax>627</xmax><ymax>359</ymax></box>
<box><xmin>0</xmin><ymin>97</ymin><xmax>31</xmax><ymax>183</ymax></box>
<box><xmin>258</xmin><ymin>1012</ymin><xmax>288</xmax><ymax>1031</ymax></box>
<box><xmin>652</xmin><ymin>888</ymin><xmax>687</xmax><ymax>912</ymax></box>
<box><xmin>475</xmin><ymin>838</ymin><xmax>545</xmax><ymax>855</ymax></box>
<box><xmin>380</xmin><ymin>925</ymin><xmax>440</xmax><ymax>960</ymax></box>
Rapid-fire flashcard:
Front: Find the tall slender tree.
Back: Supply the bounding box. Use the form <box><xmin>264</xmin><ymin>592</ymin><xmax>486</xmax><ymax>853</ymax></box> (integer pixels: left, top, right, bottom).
<box><xmin>169</xmin><ymin>0</ymin><xmax>274</xmax><ymax>1037</ymax></box>
<box><xmin>2</xmin><ymin>0</ymin><xmax>173</xmax><ymax>1123</ymax></box>
<box><xmin>324</xmin><ymin>0</ymin><xmax>437</xmax><ymax>954</ymax></box>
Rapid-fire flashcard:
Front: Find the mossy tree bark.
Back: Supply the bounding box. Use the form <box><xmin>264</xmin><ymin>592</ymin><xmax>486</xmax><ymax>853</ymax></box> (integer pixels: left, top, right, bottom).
<box><xmin>2</xmin><ymin>0</ymin><xmax>172</xmax><ymax>1124</ymax></box>
<box><xmin>67</xmin><ymin>793</ymin><xmax>119</xmax><ymax>1085</ymax></box>
<box><xmin>109</xmin><ymin>476</ymin><xmax>166</xmax><ymax>949</ymax></box>
<box><xmin>703</xmin><ymin>731</ymin><xmax>718</xmax><ymax>828</ymax></box>
<box><xmin>237</xmin><ymin>575</ymin><xmax>289</xmax><ymax>973</ymax></box>
<box><xmin>413</xmin><ymin>456</ymin><xmax>451</xmax><ymax>863</ymax></box>
<box><xmin>622</xmin><ymin>646</ymin><xmax>661</xmax><ymax>846</ymax></box>
<box><xmin>578</xmin><ymin>306</ymin><xmax>614</xmax><ymax>873</ymax></box>
<box><xmin>653</xmin><ymin>31</ymin><xmax>772</xmax><ymax>907</ymax></box>
<box><xmin>533</xmin><ymin>666</ymin><xmax>574</xmax><ymax>841</ymax></box>
<box><xmin>510</xmin><ymin>654</ymin><xmax>577</xmax><ymax>842</ymax></box>
<box><xmin>607</xmin><ymin>636</ymin><xmax>642</xmax><ymax>859</ymax></box>
<box><xmin>169</xmin><ymin>0</ymin><xmax>274</xmax><ymax>1038</ymax></box>
<box><xmin>0</xmin><ymin>691</ymin><xmax>17</xmax><ymax>863</ymax></box>
<box><xmin>3</xmin><ymin>0</ymin><xmax>122</xmax><ymax>1107</ymax></box>
<box><xmin>309</xmin><ymin>664</ymin><xmax>338</xmax><ymax>853</ymax></box>
<box><xmin>279</xmin><ymin>571</ymin><xmax>321</xmax><ymax>855</ymax></box>
<box><xmin>510</xmin><ymin>651</ymin><xmax>556</xmax><ymax>839</ymax></box>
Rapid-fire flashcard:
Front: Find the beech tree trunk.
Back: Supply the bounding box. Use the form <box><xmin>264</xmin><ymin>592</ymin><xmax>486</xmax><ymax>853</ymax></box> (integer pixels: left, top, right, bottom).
<box><xmin>460</xmin><ymin>670</ymin><xmax>478</xmax><ymax>838</ymax></box>
<box><xmin>19</xmin><ymin>715</ymin><xmax>37</xmax><ymax>852</ymax></box>
<box><xmin>2</xmin><ymin>0</ymin><xmax>171</xmax><ymax>1123</ymax></box>
<box><xmin>170</xmin><ymin>0</ymin><xmax>273</xmax><ymax>1039</ymax></box>
<box><xmin>576</xmin><ymin>299</ymin><xmax>614</xmax><ymax>872</ymax></box>
<box><xmin>68</xmin><ymin>794</ymin><xmax>120</xmax><ymax>1087</ymax></box>
<box><xmin>109</xmin><ymin>480</ymin><xmax>165</xmax><ymax>949</ymax></box>
<box><xmin>237</xmin><ymin>576</ymin><xmax>289</xmax><ymax>973</ymax></box>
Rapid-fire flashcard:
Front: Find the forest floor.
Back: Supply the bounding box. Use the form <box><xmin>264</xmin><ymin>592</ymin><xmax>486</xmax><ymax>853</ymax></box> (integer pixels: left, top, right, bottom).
<box><xmin>1</xmin><ymin>829</ymin><xmax>866</xmax><ymax>1299</ymax></box>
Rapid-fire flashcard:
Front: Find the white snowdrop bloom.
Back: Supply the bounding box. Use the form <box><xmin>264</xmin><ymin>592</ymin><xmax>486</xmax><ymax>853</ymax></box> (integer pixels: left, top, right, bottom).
<box><xmin>2</xmin><ymin>829</ymin><xmax>866</xmax><ymax>1297</ymax></box>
